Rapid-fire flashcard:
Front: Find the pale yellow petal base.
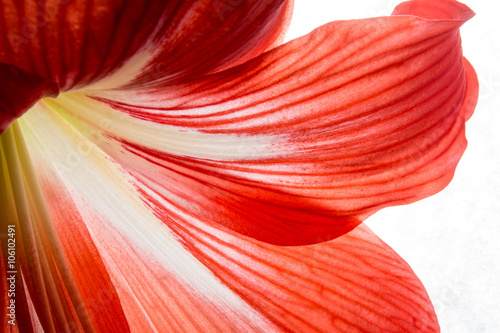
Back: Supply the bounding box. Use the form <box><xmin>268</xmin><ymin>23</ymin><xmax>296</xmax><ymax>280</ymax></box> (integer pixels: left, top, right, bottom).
<box><xmin>0</xmin><ymin>122</ymin><xmax>94</xmax><ymax>333</ymax></box>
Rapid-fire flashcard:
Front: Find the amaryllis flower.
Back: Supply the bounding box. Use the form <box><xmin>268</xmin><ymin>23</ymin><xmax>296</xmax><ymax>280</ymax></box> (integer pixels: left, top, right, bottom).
<box><xmin>0</xmin><ymin>0</ymin><xmax>478</xmax><ymax>332</ymax></box>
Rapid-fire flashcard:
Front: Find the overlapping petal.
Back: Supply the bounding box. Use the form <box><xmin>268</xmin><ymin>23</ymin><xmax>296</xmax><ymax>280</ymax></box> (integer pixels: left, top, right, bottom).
<box><xmin>1</xmin><ymin>123</ymin><xmax>130</xmax><ymax>332</ymax></box>
<box><xmin>0</xmin><ymin>0</ymin><xmax>478</xmax><ymax>331</ymax></box>
<box><xmin>0</xmin><ymin>0</ymin><xmax>292</xmax><ymax>131</ymax></box>
<box><xmin>18</xmin><ymin>105</ymin><xmax>282</xmax><ymax>332</ymax></box>
<box><xmin>34</xmin><ymin>170</ymin><xmax>131</xmax><ymax>332</ymax></box>
<box><xmin>17</xmin><ymin>105</ymin><xmax>439</xmax><ymax>332</ymax></box>
<box><xmin>58</xmin><ymin>0</ymin><xmax>479</xmax><ymax>245</ymax></box>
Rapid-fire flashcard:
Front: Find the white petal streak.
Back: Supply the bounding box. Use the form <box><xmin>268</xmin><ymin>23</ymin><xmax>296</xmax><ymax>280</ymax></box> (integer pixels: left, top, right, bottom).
<box><xmin>19</xmin><ymin>103</ymin><xmax>276</xmax><ymax>331</ymax></box>
<box><xmin>46</xmin><ymin>92</ymin><xmax>275</xmax><ymax>160</ymax></box>
<box><xmin>84</xmin><ymin>48</ymin><xmax>156</xmax><ymax>91</ymax></box>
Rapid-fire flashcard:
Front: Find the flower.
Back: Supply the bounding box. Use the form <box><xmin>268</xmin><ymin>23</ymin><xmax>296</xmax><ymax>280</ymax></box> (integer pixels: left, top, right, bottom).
<box><xmin>0</xmin><ymin>0</ymin><xmax>478</xmax><ymax>332</ymax></box>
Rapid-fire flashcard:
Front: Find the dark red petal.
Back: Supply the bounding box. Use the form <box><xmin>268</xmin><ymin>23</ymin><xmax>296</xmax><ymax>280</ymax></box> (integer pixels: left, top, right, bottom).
<box><xmin>0</xmin><ymin>63</ymin><xmax>57</xmax><ymax>133</ymax></box>
<box><xmin>0</xmin><ymin>0</ymin><xmax>291</xmax><ymax>132</ymax></box>
<box><xmin>124</xmin><ymin>0</ymin><xmax>294</xmax><ymax>88</ymax></box>
<box><xmin>76</xmin><ymin>0</ymin><xmax>477</xmax><ymax>245</ymax></box>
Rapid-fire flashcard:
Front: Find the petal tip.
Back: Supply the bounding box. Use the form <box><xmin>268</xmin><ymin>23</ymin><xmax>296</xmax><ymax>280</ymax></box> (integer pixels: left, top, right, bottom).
<box><xmin>392</xmin><ymin>0</ymin><xmax>475</xmax><ymax>22</ymax></box>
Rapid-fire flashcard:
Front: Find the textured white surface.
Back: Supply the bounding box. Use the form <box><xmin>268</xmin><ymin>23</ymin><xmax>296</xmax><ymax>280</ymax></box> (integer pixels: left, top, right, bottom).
<box><xmin>287</xmin><ymin>1</ymin><xmax>500</xmax><ymax>332</ymax></box>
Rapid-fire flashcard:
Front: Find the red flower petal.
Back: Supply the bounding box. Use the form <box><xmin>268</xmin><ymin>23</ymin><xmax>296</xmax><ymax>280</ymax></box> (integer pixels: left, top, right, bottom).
<box><xmin>74</xmin><ymin>0</ymin><xmax>478</xmax><ymax>245</ymax></box>
<box><xmin>17</xmin><ymin>107</ymin><xmax>440</xmax><ymax>331</ymax></box>
<box><xmin>16</xmin><ymin>108</ymin><xmax>284</xmax><ymax>332</ymax></box>
<box><xmin>136</xmin><ymin>182</ymin><xmax>441</xmax><ymax>332</ymax></box>
<box><xmin>35</xmin><ymin>169</ymin><xmax>272</xmax><ymax>332</ymax></box>
<box><xmin>1</xmin><ymin>123</ymin><xmax>130</xmax><ymax>332</ymax></box>
<box><xmin>35</xmin><ymin>168</ymin><xmax>131</xmax><ymax>332</ymax></box>
<box><xmin>0</xmin><ymin>63</ymin><xmax>57</xmax><ymax>133</ymax></box>
<box><xmin>0</xmin><ymin>0</ymin><xmax>292</xmax><ymax>131</ymax></box>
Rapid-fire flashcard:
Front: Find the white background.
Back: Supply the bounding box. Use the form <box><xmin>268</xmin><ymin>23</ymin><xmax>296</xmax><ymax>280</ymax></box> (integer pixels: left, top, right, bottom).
<box><xmin>286</xmin><ymin>1</ymin><xmax>499</xmax><ymax>332</ymax></box>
